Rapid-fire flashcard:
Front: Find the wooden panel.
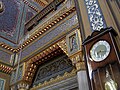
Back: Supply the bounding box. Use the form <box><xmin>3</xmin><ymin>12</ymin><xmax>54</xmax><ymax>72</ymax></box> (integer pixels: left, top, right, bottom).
<box><xmin>111</xmin><ymin>63</ymin><xmax>120</xmax><ymax>89</ymax></box>
<box><xmin>86</xmin><ymin>33</ymin><xmax>118</xmax><ymax>70</ymax></box>
<box><xmin>92</xmin><ymin>70</ymin><xmax>102</xmax><ymax>90</ymax></box>
<box><xmin>91</xmin><ymin>64</ymin><xmax>120</xmax><ymax>90</ymax></box>
<box><xmin>83</xmin><ymin>28</ymin><xmax>120</xmax><ymax>90</ymax></box>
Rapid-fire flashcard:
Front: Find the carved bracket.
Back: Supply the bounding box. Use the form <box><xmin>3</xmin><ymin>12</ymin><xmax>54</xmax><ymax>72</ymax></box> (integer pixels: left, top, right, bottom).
<box><xmin>57</xmin><ymin>39</ymin><xmax>68</xmax><ymax>56</ymax></box>
<box><xmin>57</xmin><ymin>29</ymin><xmax>85</xmax><ymax>70</ymax></box>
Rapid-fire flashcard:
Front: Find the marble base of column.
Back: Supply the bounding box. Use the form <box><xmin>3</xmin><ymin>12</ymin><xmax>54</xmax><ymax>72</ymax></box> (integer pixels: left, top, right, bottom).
<box><xmin>77</xmin><ymin>70</ymin><xmax>89</xmax><ymax>90</ymax></box>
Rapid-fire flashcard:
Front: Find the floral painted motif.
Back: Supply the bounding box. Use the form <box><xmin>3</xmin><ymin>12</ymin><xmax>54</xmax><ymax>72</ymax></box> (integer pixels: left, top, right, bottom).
<box><xmin>85</xmin><ymin>0</ymin><xmax>106</xmax><ymax>31</ymax></box>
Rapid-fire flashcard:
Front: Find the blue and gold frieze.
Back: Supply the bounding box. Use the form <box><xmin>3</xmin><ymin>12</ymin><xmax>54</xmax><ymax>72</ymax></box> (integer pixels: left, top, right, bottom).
<box><xmin>0</xmin><ymin>0</ymin><xmax>39</xmax><ymax>46</ymax></box>
<box><xmin>20</xmin><ymin>14</ymin><xmax>78</xmax><ymax>60</ymax></box>
<box><xmin>84</xmin><ymin>0</ymin><xmax>106</xmax><ymax>31</ymax></box>
<box><xmin>0</xmin><ymin>0</ymin><xmax>75</xmax><ymax>51</ymax></box>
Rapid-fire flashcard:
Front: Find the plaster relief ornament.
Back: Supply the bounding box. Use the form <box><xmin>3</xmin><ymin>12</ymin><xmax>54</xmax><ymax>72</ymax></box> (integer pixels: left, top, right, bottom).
<box><xmin>0</xmin><ymin>1</ymin><xmax>4</xmax><ymax>13</ymax></box>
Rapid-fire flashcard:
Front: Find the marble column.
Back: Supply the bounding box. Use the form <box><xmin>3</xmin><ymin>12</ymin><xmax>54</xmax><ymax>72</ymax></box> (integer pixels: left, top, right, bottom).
<box><xmin>77</xmin><ymin>70</ymin><xmax>89</xmax><ymax>90</ymax></box>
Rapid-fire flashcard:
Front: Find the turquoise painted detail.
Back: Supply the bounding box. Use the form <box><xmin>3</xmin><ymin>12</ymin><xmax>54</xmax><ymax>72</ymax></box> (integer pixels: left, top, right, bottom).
<box><xmin>0</xmin><ymin>78</ymin><xmax>5</xmax><ymax>90</ymax></box>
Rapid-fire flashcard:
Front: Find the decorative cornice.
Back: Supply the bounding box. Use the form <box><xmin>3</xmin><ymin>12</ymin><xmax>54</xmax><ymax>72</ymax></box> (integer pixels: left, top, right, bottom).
<box><xmin>26</xmin><ymin>44</ymin><xmax>60</xmax><ymax>64</ymax></box>
<box><xmin>34</xmin><ymin>0</ymin><xmax>48</xmax><ymax>7</ymax></box>
<box><xmin>57</xmin><ymin>38</ymin><xmax>68</xmax><ymax>56</ymax></box>
<box><xmin>28</xmin><ymin>7</ymin><xmax>76</xmax><ymax>38</ymax></box>
<box><xmin>0</xmin><ymin>63</ymin><xmax>13</xmax><ymax>74</ymax></box>
<box><xmin>0</xmin><ymin>42</ymin><xmax>16</xmax><ymax>52</ymax></box>
<box><xmin>22</xmin><ymin>44</ymin><xmax>64</xmax><ymax>83</ymax></box>
<box><xmin>10</xmin><ymin>80</ymin><xmax>30</xmax><ymax>89</ymax></box>
<box><xmin>25</xmin><ymin>0</ymin><xmax>65</xmax><ymax>30</ymax></box>
<box><xmin>18</xmin><ymin>7</ymin><xmax>75</xmax><ymax>52</ymax></box>
<box><xmin>0</xmin><ymin>7</ymin><xmax>75</xmax><ymax>53</ymax></box>
<box><xmin>69</xmin><ymin>50</ymin><xmax>85</xmax><ymax>70</ymax></box>
<box><xmin>30</xmin><ymin>69</ymin><xmax>77</xmax><ymax>90</ymax></box>
<box><xmin>82</xmin><ymin>27</ymin><xmax>117</xmax><ymax>45</ymax></box>
<box><xmin>23</xmin><ymin>0</ymin><xmax>39</xmax><ymax>12</ymax></box>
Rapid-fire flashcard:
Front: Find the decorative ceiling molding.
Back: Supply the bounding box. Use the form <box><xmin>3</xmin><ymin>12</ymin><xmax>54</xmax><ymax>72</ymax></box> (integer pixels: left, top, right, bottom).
<box><xmin>34</xmin><ymin>0</ymin><xmax>48</xmax><ymax>7</ymax></box>
<box><xmin>22</xmin><ymin>43</ymin><xmax>64</xmax><ymax>83</ymax></box>
<box><xmin>0</xmin><ymin>7</ymin><xmax>75</xmax><ymax>53</ymax></box>
<box><xmin>18</xmin><ymin>7</ymin><xmax>75</xmax><ymax>52</ymax></box>
<box><xmin>25</xmin><ymin>0</ymin><xmax>66</xmax><ymax>30</ymax></box>
<box><xmin>0</xmin><ymin>63</ymin><xmax>13</xmax><ymax>74</ymax></box>
<box><xmin>57</xmin><ymin>38</ymin><xmax>68</xmax><ymax>56</ymax></box>
<box><xmin>23</xmin><ymin>0</ymin><xmax>39</xmax><ymax>12</ymax></box>
<box><xmin>0</xmin><ymin>42</ymin><xmax>16</xmax><ymax>52</ymax></box>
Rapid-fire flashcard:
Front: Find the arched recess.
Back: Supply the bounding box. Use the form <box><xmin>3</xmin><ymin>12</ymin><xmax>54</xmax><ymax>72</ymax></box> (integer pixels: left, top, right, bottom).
<box><xmin>57</xmin><ymin>29</ymin><xmax>85</xmax><ymax>70</ymax></box>
<box><xmin>17</xmin><ymin>42</ymin><xmax>77</xmax><ymax>90</ymax></box>
<box><xmin>15</xmin><ymin>28</ymin><xmax>86</xmax><ymax>90</ymax></box>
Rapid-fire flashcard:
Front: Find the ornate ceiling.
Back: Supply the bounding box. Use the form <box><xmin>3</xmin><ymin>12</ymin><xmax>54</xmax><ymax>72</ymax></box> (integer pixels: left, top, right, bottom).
<box><xmin>0</xmin><ymin>0</ymin><xmax>48</xmax><ymax>45</ymax></box>
<box><xmin>34</xmin><ymin>0</ymin><xmax>53</xmax><ymax>6</ymax></box>
<box><xmin>0</xmin><ymin>0</ymin><xmax>20</xmax><ymax>43</ymax></box>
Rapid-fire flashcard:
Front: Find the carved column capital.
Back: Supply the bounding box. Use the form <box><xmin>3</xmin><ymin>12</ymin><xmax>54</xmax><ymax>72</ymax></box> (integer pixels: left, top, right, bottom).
<box><xmin>57</xmin><ymin>29</ymin><xmax>85</xmax><ymax>70</ymax></box>
<box><xmin>69</xmin><ymin>51</ymin><xmax>85</xmax><ymax>71</ymax></box>
<box><xmin>17</xmin><ymin>82</ymin><xmax>29</xmax><ymax>90</ymax></box>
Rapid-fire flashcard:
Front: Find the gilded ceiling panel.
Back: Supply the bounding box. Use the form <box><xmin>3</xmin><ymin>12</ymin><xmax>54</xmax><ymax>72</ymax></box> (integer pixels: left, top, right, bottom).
<box><xmin>0</xmin><ymin>0</ymin><xmax>22</xmax><ymax>44</ymax></box>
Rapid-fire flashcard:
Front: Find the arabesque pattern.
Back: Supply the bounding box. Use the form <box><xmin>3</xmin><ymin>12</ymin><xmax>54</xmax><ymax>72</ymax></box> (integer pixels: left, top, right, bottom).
<box><xmin>85</xmin><ymin>0</ymin><xmax>106</xmax><ymax>31</ymax></box>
